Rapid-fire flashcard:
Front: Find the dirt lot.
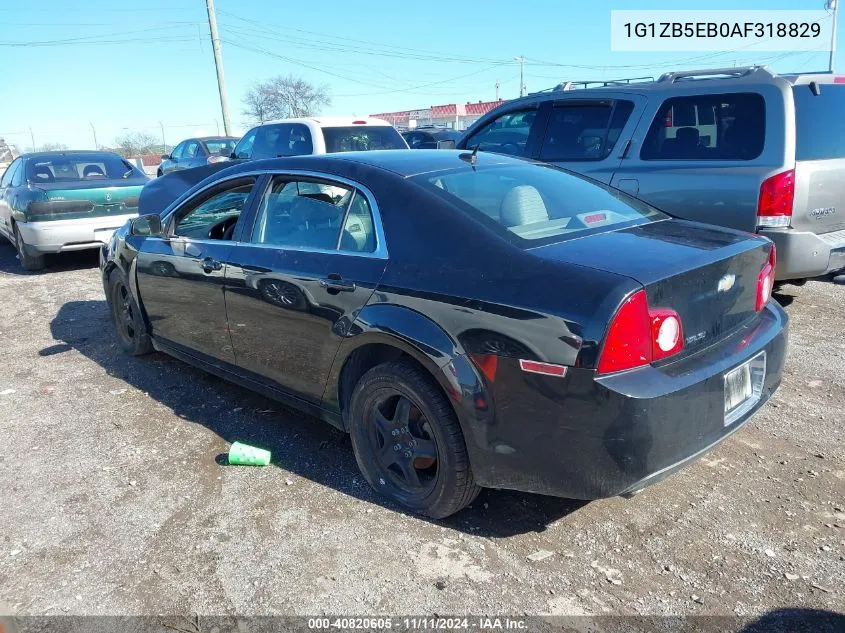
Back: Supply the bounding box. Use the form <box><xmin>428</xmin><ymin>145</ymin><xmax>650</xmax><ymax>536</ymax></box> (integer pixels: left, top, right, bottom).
<box><xmin>0</xmin><ymin>241</ymin><xmax>842</xmax><ymax>624</ymax></box>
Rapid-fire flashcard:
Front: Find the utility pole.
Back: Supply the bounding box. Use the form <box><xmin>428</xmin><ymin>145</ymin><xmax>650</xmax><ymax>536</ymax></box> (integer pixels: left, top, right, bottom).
<box><xmin>159</xmin><ymin>121</ymin><xmax>167</xmax><ymax>154</ymax></box>
<box><xmin>205</xmin><ymin>0</ymin><xmax>232</xmax><ymax>135</ymax></box>
<box><xmin>28</xmin><ymin>126</ymin><xmax>35</xmax><ymax>151</ymax></box>
<box><xmin>495</xmin><ymin>79</ymin><xmax>500</xmax><ymax>101</ymax></box>
<box><xmin>89</xmin><ymin>122</ymin><xmax>98</xmax><ymax>150</ymax></box>
<box><xmin>827</xmin><ymin>0</ymin><xmax>839</xmax><ymax>72</ymax></box>
<box><xmin>515</xmin><ymin>56</ymin><xmax>525</xmax><ymax>97</ymax></box>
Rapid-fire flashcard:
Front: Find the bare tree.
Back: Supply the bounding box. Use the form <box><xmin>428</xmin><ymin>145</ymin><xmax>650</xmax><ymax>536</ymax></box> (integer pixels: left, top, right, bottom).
<box><xmin>39</xmin><ymin>142</ymin><xmax>69</xmax><ymax>152</ymax></box>
<box><xmin>242</xmin><ymin>75</ymin><xmax>331</xmax><ymax>123</ymax></box>
<box><xmin>113</xmin><ymin>132</ymin><xmax>159</xmax><ymax>157</ymax></box>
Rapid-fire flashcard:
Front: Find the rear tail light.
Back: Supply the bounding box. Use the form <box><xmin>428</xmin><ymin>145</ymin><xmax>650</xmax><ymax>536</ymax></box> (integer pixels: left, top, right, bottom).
<box><xmin>757</xmin><ymin>170</ymin><xmax>794</xmax><ymax>228</ymax></box>
<box><xmin>352</xmin><ymin>120</ymin><xmax>367</xmax><ymax>125</ymax></box>
<box><xmin>597</xmin><ymin>290</ymin><xmax>685</xmax><ymax>374</ymax></box>
<box><xmin>664</xmin><ymin>108</ymin><xmax>673</xmax><ymax>127</ymax></box>
<box><xmin>756</xmin><ymin>245</ymin><xmax>777</xmax><ymax>311</ymax></box>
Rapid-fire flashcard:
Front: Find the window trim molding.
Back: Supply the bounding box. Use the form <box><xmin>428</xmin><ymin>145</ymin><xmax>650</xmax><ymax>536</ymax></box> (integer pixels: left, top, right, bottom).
<box><xmin>162</xmin><ymin>169</ymin><xmax>388</xmax><ymax>260</ymax></box>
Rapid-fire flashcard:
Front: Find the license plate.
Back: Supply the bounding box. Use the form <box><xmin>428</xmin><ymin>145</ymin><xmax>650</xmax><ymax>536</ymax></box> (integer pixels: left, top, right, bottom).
<box><xmin>724</xmin><ymin>352</ymin><xmax>766</xmax><ymax>426</ymax></box>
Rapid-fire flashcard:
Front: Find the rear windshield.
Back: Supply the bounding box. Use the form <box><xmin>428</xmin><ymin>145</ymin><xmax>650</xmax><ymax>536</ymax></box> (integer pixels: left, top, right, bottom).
<box><xmin>204</xmin><ymin>138</ymin><xmax>237</xmax><ymax>156</ymax></box>
<box><xmin>793</xmin><ymin>84</ymin><xmax>845</xmax><ymax>161</ymax></box>
<box><xmin>322</xmin><ymin>126</ymin><xmax>407</xmax><ymax>152</ymax></box>
<box><xmin>26</xmin><ymin>154</ymin><xmax>143</xmax><ymax>183</ymax></box>
<box><xmin>412</xmin><ymin>163</ymin><xmax>665</xmax><ymax>246</ymax></box>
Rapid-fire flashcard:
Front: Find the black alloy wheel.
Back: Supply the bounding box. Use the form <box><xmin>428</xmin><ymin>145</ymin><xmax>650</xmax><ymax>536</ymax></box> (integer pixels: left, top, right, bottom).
<box><xmin>349</xmin><ymin>360</ymin><xmax>480</xmax><ymax>518</ymax></box>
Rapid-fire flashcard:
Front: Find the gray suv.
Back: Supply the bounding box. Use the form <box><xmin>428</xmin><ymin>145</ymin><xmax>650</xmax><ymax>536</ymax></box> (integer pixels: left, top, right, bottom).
<box><xmin>457</xmin><ymin>66</ymin><xmax>845</xmax><ymax>282</ymax></box>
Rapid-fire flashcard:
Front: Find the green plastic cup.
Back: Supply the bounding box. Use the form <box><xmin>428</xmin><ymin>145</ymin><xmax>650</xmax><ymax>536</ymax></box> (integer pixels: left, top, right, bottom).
<box><xmin>228</xmin><ymin>441</ymin><xmax>271</xmax><ymax>466</ymax></box>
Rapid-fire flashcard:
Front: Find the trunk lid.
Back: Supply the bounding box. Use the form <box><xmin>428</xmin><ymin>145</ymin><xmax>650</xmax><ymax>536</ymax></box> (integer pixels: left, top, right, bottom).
<box><xmin>791</xmin><ymin>84</ymin><xmax>845</xmax><ymax>234</ymax></box>
<box><xmin>27</xmin><ymin>181</ymin><xmax>144</xmax><ymax>221</ymax></box>
<box><xmin>532</xmin><ymin>219</ymin><xmax>771</xmax><ymax>356</ymax></box>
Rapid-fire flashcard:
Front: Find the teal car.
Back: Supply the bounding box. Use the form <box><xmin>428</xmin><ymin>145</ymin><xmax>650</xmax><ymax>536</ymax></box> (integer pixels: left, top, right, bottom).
<box><xmin>0</xmin><ymin>151</ymin><xmax>148</xmax><ymax>270</ymax></box>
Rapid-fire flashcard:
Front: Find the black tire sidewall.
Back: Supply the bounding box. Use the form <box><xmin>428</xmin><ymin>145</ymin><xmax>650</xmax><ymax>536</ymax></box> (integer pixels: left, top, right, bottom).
<box><xmin>108</xmin><ymin>269</ymin><xmax>151</xmax><ymax>355</ymax></box>
<box><xmin>348</xmin><ymin>362</ymin><xmax>474</xmax><ymax>518</ymax></box>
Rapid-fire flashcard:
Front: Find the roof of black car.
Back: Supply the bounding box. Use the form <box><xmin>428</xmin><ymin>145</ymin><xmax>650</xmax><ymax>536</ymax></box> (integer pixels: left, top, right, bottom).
<box><xmin>24</xmin><ymin>150</ymin><xmax>122</xmax><ymax>159</ymax></box>
<box><xmin>318</xmin><ymin>149</ymin><xmax>524</xmax><ymax>177</ymax></box>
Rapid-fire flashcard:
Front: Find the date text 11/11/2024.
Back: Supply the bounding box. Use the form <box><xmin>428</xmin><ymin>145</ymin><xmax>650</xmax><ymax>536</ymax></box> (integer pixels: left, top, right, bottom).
<box><xmin>307</xmin><ymin>617</ymin><xmax>529</xmax><ymax>630</ymax></box>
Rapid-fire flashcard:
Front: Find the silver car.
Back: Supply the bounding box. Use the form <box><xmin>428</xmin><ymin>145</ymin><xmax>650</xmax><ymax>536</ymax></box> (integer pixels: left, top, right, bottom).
<box><xmin>458</xmin><ymin>66</ymin><xmax>845</xmax><ymax>282</ymax></box>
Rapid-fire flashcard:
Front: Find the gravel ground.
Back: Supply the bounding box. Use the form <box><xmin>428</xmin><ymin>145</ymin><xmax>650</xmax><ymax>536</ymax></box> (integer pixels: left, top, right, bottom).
<box><xmin>0</xmin><ymin>242</ymin><xmax>842</xmax><ymax>625</ymax></box>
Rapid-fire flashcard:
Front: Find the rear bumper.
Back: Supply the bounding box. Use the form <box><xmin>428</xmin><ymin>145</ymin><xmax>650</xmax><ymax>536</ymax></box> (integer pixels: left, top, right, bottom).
<box><xmin>461</xmin><ymin>301</ymin><xmax>788</xmax><ymax>499</ymax></box>
<box><xmin>760</xmin><ymin>227</ymin><xmax>845</xmax><ymax>280</ymax></box>
<box><xmin>17</xmin><ymin>214</ymin><xmax>137</xmax><ymax>254</ymax></box>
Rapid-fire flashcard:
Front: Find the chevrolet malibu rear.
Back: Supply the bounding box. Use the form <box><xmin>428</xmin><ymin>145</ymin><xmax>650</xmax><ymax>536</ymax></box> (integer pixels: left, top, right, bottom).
<box><xmin>0</xmin><ymin>150</ymin><xmax>147</xmax><ymax>270</ymax></box>
<box><xmin>409</xmin><ymin>159</ymin><xmax>788</xmax><ymax>502</ymax></box>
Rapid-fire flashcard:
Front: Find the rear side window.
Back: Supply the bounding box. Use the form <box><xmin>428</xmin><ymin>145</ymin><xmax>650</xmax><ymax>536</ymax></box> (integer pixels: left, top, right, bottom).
<box><xmin>462</xmin><ymin>109</ymin><xmax>537</xmax><ymax>157</ymax></box>
<box><xmin>1</xmin><ymin>159</ymin><xmax>19</xmax><ymax>188</ymax></box>
<box><xmin>236</xmin><ymin>124</ymin><xmax>313</xmax><ymax>159</ymax></box>
<box><xmin>321</xmin><ymin>126</ymin><xmax>406</xmax><ymax>152</ymax></box>
<box><xmin>414</xmin><ymin>163</ymin><xmax>664</xmax><ymax>246</ymax></box>
<box><xmin>642</xmin><ymin>93</ymin><xmax>765</xmax><ymax>161</ymax></box>
<box><xmin>539</xmin><ymin>100</ymin><xmax>634</xmax><ymax>161</ymax></box>
<box><xmin>793</xmin><ymin>85</ymin><xmax>845</xmax><ymax>161</ymax></box>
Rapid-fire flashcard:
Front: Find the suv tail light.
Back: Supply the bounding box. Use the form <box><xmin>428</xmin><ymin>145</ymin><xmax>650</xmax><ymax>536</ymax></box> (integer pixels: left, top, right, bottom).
<box><xmin>756</xmin><ymin>245</ymin><xmax>776</xmax><ymax>311</ymax></box>
<box><xmin>597</xmin><ymin>290</ymin><xmax>684</xmax><ymax>374</ymax></box>
<box><xmin>757</xmin><ymin>170</ymin><xmax>794</xmax><ymax>228</ymax></box>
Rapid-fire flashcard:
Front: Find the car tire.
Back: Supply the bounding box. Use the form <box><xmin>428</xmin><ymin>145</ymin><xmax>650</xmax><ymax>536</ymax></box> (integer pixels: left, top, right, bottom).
<box><xmin>107</xmin><ymin>268</ymin><xmax>153</xmax><ymax>356</ymax></box>
<box><xmin>348</xmin><ymin>359</ymin><xmax>481</xmax><ymax>518</ymax></box>
<box><xmin>13</xmin><ymin>224</ymin><xmax>45</xmax><ymax>271</ymax></box>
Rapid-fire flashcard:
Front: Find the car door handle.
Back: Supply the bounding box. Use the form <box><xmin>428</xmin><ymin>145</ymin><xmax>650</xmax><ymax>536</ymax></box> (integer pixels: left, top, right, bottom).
<box><xmin>201</xmin><ymin>257</ymin><xmax>222</xmax><ymax>273</ymax></box>
<box><xmin>319</xmin><ymin>277</ymin><xmax>356</xmax><ymax>292</ymax></box>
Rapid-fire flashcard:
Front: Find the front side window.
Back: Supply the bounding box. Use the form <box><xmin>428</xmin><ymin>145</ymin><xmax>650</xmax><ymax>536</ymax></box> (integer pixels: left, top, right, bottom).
<box><xmin>539</xmin><ymin>100</ymin><xmax>634</xmax><ymax>161</ymax></box>
<box><xmin>415</xmin><ymin>163</ymin><xmax>664</xmax><ymax>246</ymax></box>
<box><xmin>232</xmin><ymin>128</ymin><xmax>257</xmax><ymax>159</ymax></box>
<box><xmin>321</xmin><ymin>126</ymin><xmax>406</xmax><ymax>153</ymax></box>
<box><xmin>251</xmin><ymin>176</ymin><xmax>377</xmax><ymax>252</ymax></box>
<box><xmin>170</xmin><ymin>143</ymin><xmax>185</xmax><ymax>160</ymax></box>
<box><xmin>463</xmin><ymin>109</ymin><xmax>537</xmax><ymax>157</ymax></box>
<box><xmin>641</xmin><ymin>93</ymin><xmax>765</xmax><ymax>160</ymax></box>
<box><xmin>174</xmin><ymin>178</ymin><xmax>256</xmax><ymax>239</ymax></box>
<box><xmin>184</xmin><ymin>141</ymin><xmax>200</xmax><ymax>158</ymax></box>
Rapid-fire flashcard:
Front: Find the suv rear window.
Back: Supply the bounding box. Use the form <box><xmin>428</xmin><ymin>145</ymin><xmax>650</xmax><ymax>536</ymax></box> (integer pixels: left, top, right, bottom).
<box><xmin>793</xmin><ymin>84</ymin><xmax>845</xmax><ymax>161</ymax></box>
<box><xmin>321</xmin><ymin>126</ymin><xmax>407</xmax><ymax>152</ymax></box>
<box><xmin>538</xmin><ymin>100</ymin><xmax>634</xmax><ymax>161</ymax></box>
<box><xmin>642</xmin><ymin>93</ymin><xmax>765</xmax><ymax>161</ymax></box>
<box><xmin>413</xmin><ymin>163</ymin><xmax>664</xmax><ymax>246</ymax></box>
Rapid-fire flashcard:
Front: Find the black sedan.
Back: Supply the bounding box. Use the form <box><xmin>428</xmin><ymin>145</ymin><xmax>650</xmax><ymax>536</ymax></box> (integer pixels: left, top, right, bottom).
<box><xmin>158</xmin><ymin>136</ymin><xmax>239</xmax><ymax>176</ymax></box>
<box><xmin>100</xmin><ymin>150</ymin><xmax>787</xmax><ymax>518</ymax></box>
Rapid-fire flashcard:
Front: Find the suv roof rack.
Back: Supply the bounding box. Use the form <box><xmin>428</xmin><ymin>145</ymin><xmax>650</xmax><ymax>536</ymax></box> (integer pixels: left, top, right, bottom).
<box><xmin>657</xmin><ymin>66</ymin><xmax>774</xmax><ymax>82</ymax></box>
<box><xmin>553</xmin><ymin>76</ymin><xmax>655</xmax><ymax>91</ymax></box>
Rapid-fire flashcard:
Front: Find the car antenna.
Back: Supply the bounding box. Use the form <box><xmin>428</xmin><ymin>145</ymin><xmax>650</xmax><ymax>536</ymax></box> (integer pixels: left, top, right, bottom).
<box><xmin>459</xmin><ymin>144</ymin><xmax>480</xmax><ymax>165</ymax></box>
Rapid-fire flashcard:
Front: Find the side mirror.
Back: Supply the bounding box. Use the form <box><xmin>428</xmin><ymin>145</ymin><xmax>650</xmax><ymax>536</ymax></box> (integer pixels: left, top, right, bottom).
<box><xmin>161</xmin><ymin>154</ymin><xmax>171</xmax><ymax>161</ymax></box>
<box><xmin>130</xmin><ymin>214</ymin><xmax>162</xmax><ymax>237</ymax></box>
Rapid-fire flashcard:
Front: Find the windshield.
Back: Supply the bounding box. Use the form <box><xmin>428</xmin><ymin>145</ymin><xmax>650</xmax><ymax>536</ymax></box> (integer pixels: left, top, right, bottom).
<box><xmin>793</xmin><ymin>84</ymin><xmax>845</xmax><ymax>161</ymax></box>
<box><xmin>412</xmin><ymin>163</ymin><xmax>665</xmax><ymax>246</ymax></box>
<box><xmin>204</xmin><ymin>138</ymin><xmax>237</xmax><ymax>156</ymax></box>
<box><xmin>322</xmin><ymin>126</ymin><xmax>407</xmax><ymax>152</ymax></box>
<box><xmin>26</xmin><ymin>153</ymin><xmax>143</xmax><ymax>183</ymax></box>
